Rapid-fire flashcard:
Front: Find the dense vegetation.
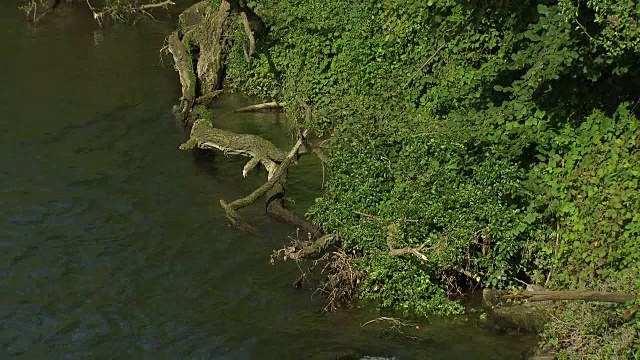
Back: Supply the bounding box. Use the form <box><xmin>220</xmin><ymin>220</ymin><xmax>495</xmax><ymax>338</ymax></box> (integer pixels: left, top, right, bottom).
<box><xmin>221</xmin><ymin>0</ymin><xmax>640</xmax><ymax>357</ymax></box>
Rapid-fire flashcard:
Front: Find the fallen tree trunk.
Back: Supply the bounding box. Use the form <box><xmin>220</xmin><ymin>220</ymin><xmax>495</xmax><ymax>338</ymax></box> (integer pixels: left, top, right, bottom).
<box><xmin>483</xmin><ymin>288</ymin><xmax>637</xmax><ymax>335</ymax></box>
<box><xmin>504</xmin><ymin>290</ymin><xmax>636</xmax><ymax>303</ymax></box>
<box><xmin>235</xmin><ymin>102</ymin><xmax>285</xmax><ymax>112</ymax></box>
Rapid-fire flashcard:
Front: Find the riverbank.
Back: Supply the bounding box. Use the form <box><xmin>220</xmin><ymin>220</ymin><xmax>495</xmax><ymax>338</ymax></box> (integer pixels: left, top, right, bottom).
<box><xmin>2</xmin><ymin>2</ymin><xmax>542</xmax><ymax>357</ymax></box>
<box><xmin>165</xmin><ymin>0</ymin><xmax>639</xmax><ymax>357</ymax></box>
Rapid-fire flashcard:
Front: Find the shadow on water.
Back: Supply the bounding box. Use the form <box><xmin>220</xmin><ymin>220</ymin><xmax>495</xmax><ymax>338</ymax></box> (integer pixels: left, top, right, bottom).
<box><xmin>0</xmin><ymin>2</ymin><xmax>536</xmax><ymax>359</ymax></box>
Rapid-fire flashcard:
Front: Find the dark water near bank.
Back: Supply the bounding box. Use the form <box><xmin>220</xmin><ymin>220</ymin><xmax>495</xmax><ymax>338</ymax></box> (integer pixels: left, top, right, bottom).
<box><xmin>0</xmin><ymin>3</ymin><xmax>535</xmax><ymax>359</ymax></box>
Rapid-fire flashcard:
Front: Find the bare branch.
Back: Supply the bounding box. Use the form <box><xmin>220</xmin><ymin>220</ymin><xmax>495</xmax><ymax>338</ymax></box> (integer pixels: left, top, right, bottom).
<box><xmin>404</xmin><ymin>44</ymin><xmax>445</xmax><ymax>88</ymax></box>
<box><xmin>240</xmin><ymin>11</ymin><xmax>256</xmax><ymax>63</ymax></box>
<box><xmin>139</xmin><ymin>0</ymin><xmax>175</xmax><ymax>11</ymax></box>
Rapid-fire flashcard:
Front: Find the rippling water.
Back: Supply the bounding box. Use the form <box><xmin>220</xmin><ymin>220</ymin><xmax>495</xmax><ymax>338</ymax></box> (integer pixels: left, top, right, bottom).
<box><xmin>0</xmin><ymin>3</ymin><xmax>535</xmax><ymax>358</ymax></box>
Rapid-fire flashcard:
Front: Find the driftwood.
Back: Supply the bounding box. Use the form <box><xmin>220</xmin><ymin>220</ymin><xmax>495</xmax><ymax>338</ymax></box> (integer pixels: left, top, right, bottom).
<box><xmin>235</xmin><ymin>102</ymin><xmax>286</xmax><ymax>112</ymax></box>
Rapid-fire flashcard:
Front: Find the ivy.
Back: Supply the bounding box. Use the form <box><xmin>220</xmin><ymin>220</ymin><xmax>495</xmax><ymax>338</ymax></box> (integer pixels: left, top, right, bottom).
<box><xmin>224</xmin><ymin>0</ymin><xmax>639</xmax><ymax>356</ymax></box>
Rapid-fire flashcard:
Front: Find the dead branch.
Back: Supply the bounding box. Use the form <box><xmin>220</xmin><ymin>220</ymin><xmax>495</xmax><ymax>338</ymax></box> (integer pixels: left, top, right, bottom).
<box><xmin>353</xmin><ymin>210</ymin><xmax>385</xmax><ymax>221</ymax></box>
<box><xmin>21</xmin><ymin>0</ymin><xmax>61</xmax><ymax>23</ymax></box>
<box><xmin>361</xmin><ymin>317</ymin><xmax>414</xmax><ymax>330</ymax></box>
<box><xmin>386</xmin><ymin>223</ymin><xmax>430</xmax><ymax>260</ymax></box>
<box><xmin>139</xmin><ymin>0</ymin><xmax>175</xmax><ymax>10</ymax></box>
<box><xmin>274</xmin><ymin>234</ymin><xmax>338</xmax><ymax>261</ymax></box>
<box><xmin>235</xmin><ymin>102</ymin><xmax>286</xmax><ymax>112</ymax></box>
<box><xmin>404</xmin><ymin>44</ymin><xmax>445</xmax><ymax>88</ymax></box>
<box><xmin>88</xmin><ymin>0</ymin><xmax>175</xmax><ymax>24</ymax></box>
<box><xmin>319</xmin><ymin>250</ymin><xmax>361</xmax><ymax>312</ymax></box>
<box><xmin>240</xmin><ymin>11</ymin><xmax>255</xmax><ymax>63</ymax></box>
<box><xmin>385</xmin><ymin>223</ymin><xmax>479</xmax><ymax>281</ymax></box>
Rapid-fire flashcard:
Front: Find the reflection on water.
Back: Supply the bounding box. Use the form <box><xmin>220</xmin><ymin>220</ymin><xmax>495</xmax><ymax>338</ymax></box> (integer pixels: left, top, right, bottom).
<box><xmin>0</xmin><ymin>2</ymin><xmax>535</xmax><ymax>359</ymax></box>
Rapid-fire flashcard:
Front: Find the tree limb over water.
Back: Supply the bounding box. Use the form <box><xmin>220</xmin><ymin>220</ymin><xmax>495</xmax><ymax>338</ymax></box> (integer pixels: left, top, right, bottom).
<box><xmin>169</xmin><ymin>2</ymin><xmax>329</xmax><ymax>244</ymax></box>
<box><xmin>181</xmin><ymin>119</ymin><xmax>321</xmax><ymax>236</ymax></box>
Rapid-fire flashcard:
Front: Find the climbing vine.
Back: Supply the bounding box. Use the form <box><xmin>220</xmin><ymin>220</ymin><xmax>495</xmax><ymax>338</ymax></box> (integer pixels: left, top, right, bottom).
<box><xmin>222</xmin><ymin>0</ymin><xmax>640</xmax><ymax>356</ymax></box>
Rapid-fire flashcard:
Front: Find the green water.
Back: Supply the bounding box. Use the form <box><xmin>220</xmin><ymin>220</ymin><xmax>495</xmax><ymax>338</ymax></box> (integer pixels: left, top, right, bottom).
<box><xmin>0</xmin><ymin>3</ymin><xmax>536</xmax><ymax>359</ymax></box>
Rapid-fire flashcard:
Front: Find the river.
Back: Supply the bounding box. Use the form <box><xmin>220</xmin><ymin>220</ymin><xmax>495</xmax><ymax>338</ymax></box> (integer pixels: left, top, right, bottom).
<box><xmin>0</xmin><ymin>2</ymin><xmax>535</xmax><ymax>358</ymax></box>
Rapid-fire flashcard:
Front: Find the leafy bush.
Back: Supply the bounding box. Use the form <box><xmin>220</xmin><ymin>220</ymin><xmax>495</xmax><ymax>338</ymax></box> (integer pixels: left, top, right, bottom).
<box><xmin>224</xmin><ymin>0</ymin><xmax>640</xmax><ymax>355</ymax></box>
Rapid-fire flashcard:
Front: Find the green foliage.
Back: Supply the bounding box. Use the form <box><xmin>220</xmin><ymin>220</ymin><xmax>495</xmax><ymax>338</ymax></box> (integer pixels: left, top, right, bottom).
<box><xmin>532</xmin><ymin>104</ymin><xmax>640</xmax><ymax>289</ymax></box>
<box><xmin>226</xmin><ymin>0</ymin><xmax>639</xmax><ymax>355</ymax></box>
<box><xmin>540</xmin><ymin>268</ymin><xmax>640</xmax><ymax>359</ymax></box>
<box><xmin>541</xmin><ymin>301</ymin><xmax>640</xmax><ymax>359</ymax></box>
